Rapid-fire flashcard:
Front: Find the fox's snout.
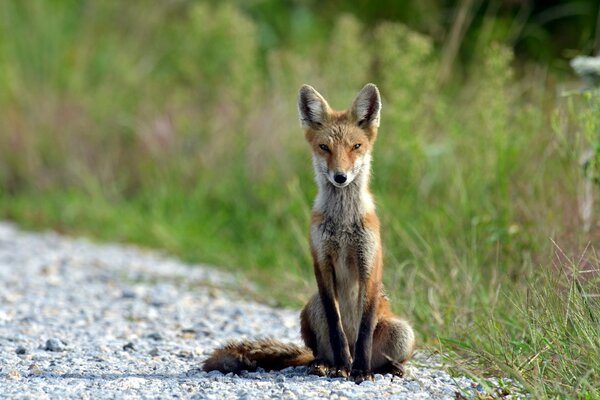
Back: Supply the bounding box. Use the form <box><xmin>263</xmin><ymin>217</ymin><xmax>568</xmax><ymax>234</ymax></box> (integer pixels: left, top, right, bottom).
<box><xmin>326</xmin><ymin>168</ymin><xmax>354</xmax><ymax>188</ymax></box>
<box><xmin>333</xmin><ymin>172</ymin><xmax>347</xmax><ymax>184</ymax></box>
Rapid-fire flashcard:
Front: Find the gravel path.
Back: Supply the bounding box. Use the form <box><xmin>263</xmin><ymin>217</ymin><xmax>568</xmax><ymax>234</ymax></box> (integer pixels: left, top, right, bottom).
<box><xmin>0</xmin><ymin>222</ymin><xmax>490</xmax><ymax>399</ymax></box>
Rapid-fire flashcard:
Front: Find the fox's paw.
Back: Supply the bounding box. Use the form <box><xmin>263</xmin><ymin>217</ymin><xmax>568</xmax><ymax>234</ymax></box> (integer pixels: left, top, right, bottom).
<box><xmin>308</xmin><ymin>360</ymin><xmax>332</xmax><ymax>377</ymax></box>
<box><xmin>376</xmin><ymin>360</ymin><xmax>405</xmax><ymax>378</ymax></box>
<box><xmin>350</xmin><ymin>369</ymin><xmax>374</xmax><ymax>384</ymax></box>
<box><xmin>327</xmin><ymin>367</ymin><xmax>350</xmax><ymax>378</ymax></box>
<box><xmin>389</xmin><ymin>362</ymin><xmax>405</xmax><ymax>378</ymax></box>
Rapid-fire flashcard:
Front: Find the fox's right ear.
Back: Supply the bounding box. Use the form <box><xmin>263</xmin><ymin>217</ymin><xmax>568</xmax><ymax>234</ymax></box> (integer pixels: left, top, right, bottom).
<box><xmin>298</xmin><ymin>85</ymin><xmax>330</xmax><ymax>129</ymax></box>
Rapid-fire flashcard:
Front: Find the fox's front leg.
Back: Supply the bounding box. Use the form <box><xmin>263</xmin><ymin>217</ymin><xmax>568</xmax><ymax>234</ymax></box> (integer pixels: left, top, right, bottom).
<box><xmin>315</xmin><ymin>259</ymin><xmax>352</xmax><ymax>377</ymax></box>
<box><xmin>350</xmin><ymin>252</ymin><xmax>382</xmax><ymax>383</ymax></box>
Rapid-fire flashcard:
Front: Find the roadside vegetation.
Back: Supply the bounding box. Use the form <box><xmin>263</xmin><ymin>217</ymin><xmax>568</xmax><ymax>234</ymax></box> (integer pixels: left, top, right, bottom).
<box><xmin>0</xmin><ymin>2</ymin><xmax>598</xmax><ymax>397</ymax></box>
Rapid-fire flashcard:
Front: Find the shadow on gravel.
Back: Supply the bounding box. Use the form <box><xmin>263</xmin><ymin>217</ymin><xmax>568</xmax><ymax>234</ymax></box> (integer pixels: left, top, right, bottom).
<box><xmin>25</xmin><ymin>372</ymin><xmax>195</xmax><ymax>381</ymax></box>
<box><xmin>22</xmin><ymin>371</ymin><xmax>317</xmax><ymax>384</ymax></box>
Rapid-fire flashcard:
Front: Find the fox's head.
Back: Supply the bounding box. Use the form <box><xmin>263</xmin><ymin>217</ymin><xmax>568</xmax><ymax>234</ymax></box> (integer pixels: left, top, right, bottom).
<box><xmin>298</xmin><ymin>83</ymin><xmax>381</xmax><ymax>188</ymax></box>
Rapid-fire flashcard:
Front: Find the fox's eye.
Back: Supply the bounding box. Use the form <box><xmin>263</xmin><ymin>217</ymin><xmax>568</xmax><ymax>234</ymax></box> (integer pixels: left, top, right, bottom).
<box><xmin>353</xmin><ymin>143</ymin><xmax>361</xmax><ymax>150</ymax></box>
<box><xmin>319</xmin><ymin>144</ymin><xmax>330</xmax><ymax>152</ymax></box>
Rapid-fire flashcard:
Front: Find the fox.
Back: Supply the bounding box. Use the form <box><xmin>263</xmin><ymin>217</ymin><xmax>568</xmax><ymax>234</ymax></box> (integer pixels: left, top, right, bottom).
<box><xmin>202</xmin><ymin>83</ymin><xmax>415</xmax><ymax>383</ymax></box>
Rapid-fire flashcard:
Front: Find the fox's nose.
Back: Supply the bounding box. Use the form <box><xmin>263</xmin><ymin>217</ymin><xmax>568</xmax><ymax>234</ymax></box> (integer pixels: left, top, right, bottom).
<box><xmin>333</xmin><ymin>172</ymin><xmax>347</xmax><ymax>184</ymax></box>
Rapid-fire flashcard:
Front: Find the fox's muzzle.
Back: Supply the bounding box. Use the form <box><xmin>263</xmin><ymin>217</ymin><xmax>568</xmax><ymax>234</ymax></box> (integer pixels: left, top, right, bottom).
<box><xmin>333</xmin><ymin>172</ymin><xmax>347</xmax><ymax>184</ymax></box>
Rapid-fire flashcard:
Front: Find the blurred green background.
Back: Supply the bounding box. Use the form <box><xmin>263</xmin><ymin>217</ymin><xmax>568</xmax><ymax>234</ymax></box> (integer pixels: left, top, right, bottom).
<box><xmin>1</xmin><ymin>1</ymin><xmax>599</xmax><ymax>397</ymax></box>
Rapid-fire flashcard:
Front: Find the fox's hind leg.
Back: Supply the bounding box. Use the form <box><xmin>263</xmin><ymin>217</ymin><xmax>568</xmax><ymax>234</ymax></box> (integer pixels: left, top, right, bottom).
<box><xmin>301</xmin><ymin>297</ymin><xmax>329</xmax><ymax>376</ymax></box>
<box><xmin>371</xmin><ymin>317</ymin><xmax>415</xmax><ymax>376</ymax></box>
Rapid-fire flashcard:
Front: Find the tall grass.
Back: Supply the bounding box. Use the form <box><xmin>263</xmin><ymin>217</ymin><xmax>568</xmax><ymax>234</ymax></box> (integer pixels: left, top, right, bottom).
<box><xmin>0</xmin><ymin>2</ymin><xmax>598</xmax><ymax>397</ymax></box>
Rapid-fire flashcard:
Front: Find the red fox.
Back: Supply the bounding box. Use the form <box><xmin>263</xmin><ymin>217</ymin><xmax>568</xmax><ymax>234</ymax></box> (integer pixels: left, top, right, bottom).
<box><xmin>203</xmin><ymin>84</ymin><xmax>415</xmax><ymax>383</ymax></box>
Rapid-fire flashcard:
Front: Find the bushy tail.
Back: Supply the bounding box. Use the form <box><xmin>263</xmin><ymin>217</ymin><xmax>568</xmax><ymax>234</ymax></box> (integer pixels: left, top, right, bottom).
<box><xmin>202</xmin><ymin>338</ymin><xmax>314</xmax><ymax>373</ymax></box>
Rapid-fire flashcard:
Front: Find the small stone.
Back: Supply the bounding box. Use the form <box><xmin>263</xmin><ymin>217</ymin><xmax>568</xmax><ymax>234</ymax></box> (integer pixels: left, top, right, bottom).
<box><xmin>15</xmin><ymin>346</ymin><xmax>27</xmax><ymax>355</ymax></box>
<box><xmin>181</xmin><ymin>328</ymin><xmax>197</xmax><ymax>339</ymax></box>
<box><xmin>177</xmin><ymin>350</ymin><xmax>193</xmax><ymax>359</ymax></box>
<box><xmin>7</xmin><ymin>369</ymin><xmax>21</xmax><ymax>380</ymax></box>
<box><xmin>402</xmin><ymin>365</ymin><xmax>417</xmax><ymax>379</ymax></box>
<box><xmin>405</xmin><ymin>380</ymin><xmax>421</xmax><ymax>392</ymax></box>
<box><xmin>147</xmin><ymin>332</ymin><xmax>162</xmax><ymax>341</ymax></box>
<box><xmin>374</xmin><ymin>373</ymin><xmax>384</xmax><ymax>381</ymax></box>
<box><xmin>330</xmin><ymin>391</ymin><xmax>349</xmax><ymax>399</ymax></box>
<box><xmin>123</xmin><ymin>342</ymin><xmax>135</xmax><ymax>352</ymax></box>
<box><xmin>185</xmin><ymin>368</ymin><xmax>204</xmax><ymax>377</ymax></box>
<box><xmin>45</xmin><ymin>338</ymin><xmax>66</xmax><ymax>352</ymax></box>
<box><xmin>121</xmin><ymin>289</ymin><xmax>136</xmax><ymax>298</ymax></box>
<box><xmin>149</xmin><ymin>347</ymin><xmax>159</xmax><ymax>357</ymax></box>
<box><xmin>276</xmin><ymin>374</ymin><xmax>286</xmax><ymax>383</ymax></box>
<box><xmin>28</xmin><ymin>363</ymin><xmax>42</xmax><ymax>376</ymax></box>
<box><xmin>121</xmin><ymin>377</ymin><xmax>145</xmax><ymax>389</ymax></box>
<box><xmin>360</xmin><ymin>379</ymin><xmax>374</xmax><ymax>386</ymax></box>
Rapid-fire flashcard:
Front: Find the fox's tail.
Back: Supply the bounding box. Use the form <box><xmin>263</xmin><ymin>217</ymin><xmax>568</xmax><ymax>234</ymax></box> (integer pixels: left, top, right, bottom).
<box><xmin>202</xmin><ymin>338</ymin><xmax>314</xmax><ymax>373</ymax></box>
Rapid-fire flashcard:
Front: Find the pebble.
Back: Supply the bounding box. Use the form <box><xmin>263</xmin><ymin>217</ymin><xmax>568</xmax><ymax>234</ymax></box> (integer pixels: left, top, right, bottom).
<box><xmin>207</xmin><ymin>370</ymin><xmax>222</xmax><ymax>378</ymax></box>
<box><xmin>121</xmin><ymin>289</ymin><xmax>136</xmax><ymax>299</ymax></box>
<box><xmin>28</xmin><ymin>363</ymin><xmax>42</xmax><ymax>376</ymax></box>
<box><xmin>45</xmin><ymin>338</ymin><xmax>67</xmax><ymax>352</ymax></box>
<box><xmin>0</xmin><ymin>222</ymin><xmax>519</xmax><ymax>399</ymax></box>
<box><xmin>405</xmin><ymin>380</ymin><xmax>421</xmax><ymax>391</ymax></box>
<box><xmin>7</xmin><ymin>369</ymin><xmax>21</xmax><ymax>380</ymax></box>
<box><xmin>181</xmin><ymin>328</ymin><xmax>197</xmax><ymax>339</ymax></box>
<box><xmin>177</xmin><ymin>350</ymin><xmax>193</xmax><ymax>359</ymax></box>
<box><xmin>123</xmin><ymin>342</ymin><xmax>135</xmax><ymax>352</ymax></box>
<box><xmin>282</xmin><ymin>390</ymin><xmax>296</xmax><ymax>399</ymax></box>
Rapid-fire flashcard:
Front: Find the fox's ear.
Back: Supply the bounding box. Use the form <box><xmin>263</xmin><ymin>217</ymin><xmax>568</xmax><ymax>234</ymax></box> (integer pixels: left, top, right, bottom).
<box><xmin>298</xmin><ymin>85</ymin><xmax>330</xmax><ymax>129</ymax></box>
<box><xmin>351</xmin><ymin>83</ymin><xmax>381</xmax><ymax>129</ymax></box>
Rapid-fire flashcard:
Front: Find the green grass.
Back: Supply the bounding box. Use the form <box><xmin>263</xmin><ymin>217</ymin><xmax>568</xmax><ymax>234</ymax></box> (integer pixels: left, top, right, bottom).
<box><xmin>1</xmin><ymin>2</ymin><xmax>599</xmax><ymax>397</ymax></box>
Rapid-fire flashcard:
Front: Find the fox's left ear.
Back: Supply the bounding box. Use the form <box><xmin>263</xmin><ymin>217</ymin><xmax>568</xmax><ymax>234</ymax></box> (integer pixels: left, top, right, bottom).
<box><xmin>351</xmin><ymin>83</ymin><xmax>381</xmax><ymax>129</ymax></box>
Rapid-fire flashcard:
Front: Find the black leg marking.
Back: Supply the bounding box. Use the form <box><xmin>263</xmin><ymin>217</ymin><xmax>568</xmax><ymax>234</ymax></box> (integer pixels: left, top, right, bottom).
<box><xmin>350</xmin><ymin>299</ymin><xmax>377</xmax><ymax>383</ymax></box>
<box><xmin>319</xmin><ymin>290</ymin><xmax>351</xmax><ymax>371</ymax></box>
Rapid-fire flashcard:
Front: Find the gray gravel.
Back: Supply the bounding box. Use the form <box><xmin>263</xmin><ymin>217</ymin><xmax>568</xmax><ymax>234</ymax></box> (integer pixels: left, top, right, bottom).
<box><xmin>0</xmin><ymin>222</ymin><xmax>494</xmax><ymax>399</ymax></box>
